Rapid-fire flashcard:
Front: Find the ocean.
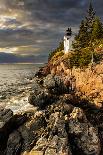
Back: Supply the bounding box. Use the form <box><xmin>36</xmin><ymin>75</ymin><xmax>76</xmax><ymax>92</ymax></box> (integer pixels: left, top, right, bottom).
<box><xmin>0</xmin><ymin>64</ymin><xmax>40</xmax><ymax>87</ymax></box>
<box><xmin>0</xmin><ymin>63</ymin><xmax>43</xmax><ymax>113</ymax></box>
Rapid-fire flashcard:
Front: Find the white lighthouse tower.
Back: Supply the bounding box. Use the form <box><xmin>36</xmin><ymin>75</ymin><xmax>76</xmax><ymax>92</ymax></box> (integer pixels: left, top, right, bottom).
<box><xmin>64</xmin><ymin>28</ymin><xmax>73</xmax><ymax>54</ymax></box>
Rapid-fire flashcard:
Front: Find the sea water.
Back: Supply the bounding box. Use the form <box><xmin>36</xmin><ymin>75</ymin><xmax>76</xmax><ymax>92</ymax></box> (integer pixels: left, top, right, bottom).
<box><xmin>0</xmin><ymin>63</ymin><xmax>43</xmax><ymax>113</ymax></box>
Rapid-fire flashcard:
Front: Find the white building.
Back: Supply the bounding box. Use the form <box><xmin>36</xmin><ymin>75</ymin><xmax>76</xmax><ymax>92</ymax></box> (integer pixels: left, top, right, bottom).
<box><xmin>64</xmin><ymin>28</ymin><xmax>74</xmax><ymax>54</ymax></box>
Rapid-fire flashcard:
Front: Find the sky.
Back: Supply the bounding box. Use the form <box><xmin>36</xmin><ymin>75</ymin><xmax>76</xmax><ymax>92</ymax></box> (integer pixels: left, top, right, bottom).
<box><xmin>0</xmin><ymin>0</ymin><xmax>103</xmax><ymax>63</ymax></box>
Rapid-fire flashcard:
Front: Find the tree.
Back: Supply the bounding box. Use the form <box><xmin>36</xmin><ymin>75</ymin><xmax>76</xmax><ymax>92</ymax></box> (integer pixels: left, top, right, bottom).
<box><xmin>73</xmin><ymin>20</ymin><xmax>89</xmax><ymax>49</ymax></box>
<box><xmin>91</xmin><ymin>17</ymin><xmax>103</xmax><ymax>40</ymax></box>
<box><xmin>73</xmin><ymin>1</ymin><xmax>96</xmax><ymax>49</ymax></box>
<box><xmin>85</xmin><ymin>1</ymin><xmax>95</xmax><ymax>33</ymax></box>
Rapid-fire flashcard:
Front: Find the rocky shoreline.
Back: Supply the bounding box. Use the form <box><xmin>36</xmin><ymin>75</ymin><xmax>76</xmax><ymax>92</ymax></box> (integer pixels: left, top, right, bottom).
<box><xmin>0</xmin><ymin>73</ymin><xmax>39</xmax><ymax>114</ymax></box>
<box><xmin>0</xmin><ymin>68</ymin><xmax>103</xmax><ymax>155</ymax></box>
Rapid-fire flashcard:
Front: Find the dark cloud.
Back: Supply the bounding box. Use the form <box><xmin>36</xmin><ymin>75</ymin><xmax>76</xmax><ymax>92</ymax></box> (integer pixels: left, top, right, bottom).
<box><xmin>0</xmin><ymin>0</ymin><xmax>103</xmax><ymax>63</ymax></box>
<box><xmin>0</xmin><ymin>52</ymin><xmax>47</xmax><ymax>63</ymax></box>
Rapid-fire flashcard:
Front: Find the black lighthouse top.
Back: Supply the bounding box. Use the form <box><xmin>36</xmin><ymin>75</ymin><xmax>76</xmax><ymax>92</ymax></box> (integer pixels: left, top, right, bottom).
<box><xmin>66</xmin><ymin>27</ymin><xmax>72</xmax><ymax>36</ymax></box>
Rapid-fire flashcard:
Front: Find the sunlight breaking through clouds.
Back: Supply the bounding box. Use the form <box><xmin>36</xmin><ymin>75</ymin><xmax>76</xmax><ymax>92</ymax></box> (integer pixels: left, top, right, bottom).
<box><xmin>0</xmin><ymin>0</ymin><xmax>102</xmax><ymax>62</ymax></box>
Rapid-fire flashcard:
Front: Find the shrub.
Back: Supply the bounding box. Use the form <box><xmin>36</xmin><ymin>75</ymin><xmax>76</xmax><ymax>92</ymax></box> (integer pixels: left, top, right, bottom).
<box><xmin>48</xmin><ymin>41</ymin><xmax>64</xmax><ymax>61</ymax></box>
<box><xmin>67</xmin><ymin>48</ymin><xmax>102</xmax><ymax>68</ymax></box>
<box><xmin>50</xmin><ymin>51</ymin><xmax>64</xmax><ymax>65</ymax></box>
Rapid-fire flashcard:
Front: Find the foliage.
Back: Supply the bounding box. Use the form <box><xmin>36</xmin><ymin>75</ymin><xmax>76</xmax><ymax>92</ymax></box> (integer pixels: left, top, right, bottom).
<box><xmin>51</xmin><ymin>51</ymin><xmax>64</xmax><ymax>64</ymax></box>
<box><xmin>91</xmin><ymin>17</ymin><xmax>103</xmax><ymax>41</ymax></box>
<box><xmin>68</xmin><ymin>48</ymin><xmax>102</xmax><ymax>68</ymax></box>
<box><xmin>73</xmin><ymin>1</ymin><xmax>103</xmax><ymax>56</ymax></box>
<box><xmin>52</xmin><ymin>50</ymin><xmax>64</xmax><ymax>59</ymax></box>
<box><xmin>48</xmin><ymin>2</ymin><xmax>103</xmax><ymax>69</ymax></box>
<box><xmin>73</xmin><ymin>20</ymin><xmax>89</xmax><ymax>49</ymax></box>
<box><xmin>48</xmin><ymin>41</ymin><xmax>64</xmax><ymax>61</ymax></box>
<box><xmin>69</xmin><ymin>49</ymin><xmax>92</xmax><ymax>68</ymax></box>
<box><xmin>73</xmin><ymin>2</ymin><xmax>96</xmax><ymax>49</ymax></box>
<box><xmin>50</xmin><ymin>51</ymin><xmax>64</xmax><ymax>65</ymax></box>
<box><xmin>85</xmin><ymin>2</ymin><xmax>95</xmax><ymax>32</ymax></box>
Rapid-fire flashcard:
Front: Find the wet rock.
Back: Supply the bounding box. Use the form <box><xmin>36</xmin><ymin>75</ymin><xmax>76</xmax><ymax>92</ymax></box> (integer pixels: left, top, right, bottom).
<box><xmin>0</xmin><ymin>108</ymin><xmax>28</xmax><ymax>153</ymax></box>
<box><xmin>68</xmin><ymin>107</ymin><xmax>101</xmax><ymax>155</ymax></box>
<box><xmin>0</xmin><ymin>108</ymin><xmax>14</xmax><ymax>152</ymax></box>
<box><xmin>29</xmin><ymin>89</ymin><xmax>57</xmax><ymax>109</ymax></box>
<box><xmin>35</xmin><ymin>69</ymin><xmax>43</xmax><ymax>78</ymax></box>
<box><xmin>35</xmin><ymin>66</ymin><xmax>50</xmax><ymax>78</ymax></box>
<box><xmin>2</xmin><ymin>62</ymin><xmax>103</xmax><ymax>155</ymax></box>
<box><xmin>17</xmin><ymin>111</ymin><xmax>47</xmax><ymax>153</ymax></box>
<box><xmin>6</xmin><ymin>131</ymin><xmax>22</xmax><ymax>155</ymax></box>
<box><xmin>29</xmin><ymin>74</ymin><xmax>71</xmax><ymax>109</ymax></box>
<box><xmin>0</xmin><ymin>108</ymin><xmax>13</xmax><ymax>123</ymax></box>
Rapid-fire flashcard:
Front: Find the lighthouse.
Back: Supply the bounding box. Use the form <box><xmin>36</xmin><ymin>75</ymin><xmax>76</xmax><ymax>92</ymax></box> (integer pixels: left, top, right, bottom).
<box><xmin>64</xmin><ymin>28</ymin><xmax>73</xmax><ymax>54</ymax></box>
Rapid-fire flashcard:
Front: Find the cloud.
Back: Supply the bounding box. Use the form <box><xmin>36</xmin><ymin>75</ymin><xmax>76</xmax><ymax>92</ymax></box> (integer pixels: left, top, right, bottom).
<box><xmin>0</xmin><ymin>52</ymin><xmax>48</xmax><ymax>63</ymax></box>
<box><xmin>0</xmin><ymin>0</ymin><xmax>102</xmax><ymax>62</ymax></box>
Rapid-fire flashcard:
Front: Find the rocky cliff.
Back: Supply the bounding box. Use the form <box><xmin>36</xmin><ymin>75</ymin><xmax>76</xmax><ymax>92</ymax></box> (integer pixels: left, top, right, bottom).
<box><xmin>1</xmin><ymin>56</ymin><xmax>103</xmax><ymax>155</ymax></box>
<box><xmin>41</xmin><ymin>53</ymin><xmax>103</xmax><ymax>109</ymax></box>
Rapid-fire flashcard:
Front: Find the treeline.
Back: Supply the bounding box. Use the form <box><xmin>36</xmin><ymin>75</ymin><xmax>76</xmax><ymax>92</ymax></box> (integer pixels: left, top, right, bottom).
<box><xmin>73</xmin><ymin>2</ymin><xmax>103</xmax><ymax>49</ymax></box>
<box><xmin>48</xmin><ymin>2</ymin><xmax>103</xmax><ymax>68</ymax></box>
<box><xmin>69</xmin><ymin>2</ymin><xmax>103</xmax><ymax>68</ymax></box>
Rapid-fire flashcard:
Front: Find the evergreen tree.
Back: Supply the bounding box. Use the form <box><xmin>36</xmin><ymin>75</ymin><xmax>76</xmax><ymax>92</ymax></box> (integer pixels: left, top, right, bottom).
<box><xmin>91</xmin><ymin>17</ymin><xmax>103</xmax><ymax>40</ymax></box>
<box><xmin>73</xmin><ymin>1</ymin><xmax>96</xmax><ymax>49</ymax></box>
<box><xmin>85</xmin><ymin>1</ymin><xmax>95</xmax><ymax>33</ymax></box>
<box><xmin>73</xmin><ymin>20</ymin><xmax>88</xmax><ymax>49</ymax></box>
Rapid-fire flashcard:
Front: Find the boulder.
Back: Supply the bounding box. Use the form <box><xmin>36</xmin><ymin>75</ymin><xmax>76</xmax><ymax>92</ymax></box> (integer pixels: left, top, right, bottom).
<box><xmin>43</xmin><ymin>74</ymin><xmax>68</xmax><ymax>94</ymax></box>
<box><xmin>29</xmin><ymin>74</ymin><xmax>71</xmax><ymax>109</ymax></box>
<box><xmin>17</xmin><ymin>111</ymin><xmax>47</xmax><ymax>153</ymax></box>
<box><xmin>32</xmin><ymin>112</ymin><xmax>72</xmax><ymax>155</ymax></box>
<box><xmin>0</xmin><ymin>108</ymin><xmax>13</xmax><ymax>124</ymax></box>
<box><xmin>0</xmin><ymin>108</ymin><xmax>28</xmax><ymax>153</ymax></box>
<box><xmin>35</xmin><ymin>65</ymin><xmax>50</xmax><ymax>78</ymax></box>
<box><xmin>29</xmin><ymin>89</ymin><xmax>57</xmax><ymax>109</ymax></box>
<box><xmin>68</xmin><ymin>107</ymin><xmax>101</xmax><ymax>155</ymax></box>
<box><xmin>0</xmin><ymin>108</ymin><xmax>14</xmax><ymax>152</ymax></box>
<box><xmin>43</xmin><ymin>74</ymin><xmax>56</xmax><ymax>89</ymax></box>
<box><xmin>6</xmin><ymin>131</ymin><xmax>22</xmax><ymax>155</ymax></box>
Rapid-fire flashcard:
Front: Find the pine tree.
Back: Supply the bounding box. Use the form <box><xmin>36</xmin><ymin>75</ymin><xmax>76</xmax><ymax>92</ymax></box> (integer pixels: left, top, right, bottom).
<box><xmin>85</xmin><ymin>1</ymin><xmax>95</xmax><ymax>33</ymax></box>
<box><xmin>91</xmin><ymin>17</ymin><xmax>103</xmax><ymax>40</ymax></box>
<box><xmin>77</xmin><ymin>20</ymin><xmax>88</xmax><ymax>48</ymax></box>
<box><xmin>73</xmin><ymin>1</ymin><xmax>96</xmax><ymax>49</ymax></box>
<box><xmin>73</xmin><ymin>20</ymin><xmax>88</xmax><ymax>49</ymax></box>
